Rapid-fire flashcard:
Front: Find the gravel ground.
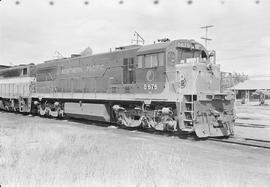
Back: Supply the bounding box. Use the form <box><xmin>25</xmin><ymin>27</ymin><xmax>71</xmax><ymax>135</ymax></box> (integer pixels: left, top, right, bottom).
<box><xmin>0</xmin><ymin>111</ymin><xmax>270</xmax><ymax>187</ymax></box>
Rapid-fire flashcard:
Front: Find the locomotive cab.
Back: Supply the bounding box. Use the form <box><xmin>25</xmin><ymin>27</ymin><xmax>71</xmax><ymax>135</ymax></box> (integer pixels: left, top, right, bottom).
<box><xmin>113</xmin><ymin>39</ymin><xmax>235</xmax><ymax>137</ymax></box>
<box><xmin>163</xmin><ymin>40</ymin><xmax>235</xmax><ymax>137</ymax></box>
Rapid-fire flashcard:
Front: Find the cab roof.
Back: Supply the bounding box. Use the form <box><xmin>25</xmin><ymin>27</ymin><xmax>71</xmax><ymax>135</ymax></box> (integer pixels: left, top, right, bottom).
<box><xmin>136</xmin><ymin>39</ymin><xmax>206</xmax><ymax>56</ymax></box>
<box><xmin>0</xmin><ymin>64</ymin><xmax>33</xmax><ymax>73</ymax></box>
<box><xmin>137</xmin><ymin>41</ymin><xmax>171</xmax><ymax>55</ymax></box>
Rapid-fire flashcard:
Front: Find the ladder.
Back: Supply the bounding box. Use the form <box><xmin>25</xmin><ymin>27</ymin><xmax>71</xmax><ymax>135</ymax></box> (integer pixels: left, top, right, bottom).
<box><xmin>182</xmin><ymin>94</ymin><xmax>196</xmax><ymax>132</ymax></box>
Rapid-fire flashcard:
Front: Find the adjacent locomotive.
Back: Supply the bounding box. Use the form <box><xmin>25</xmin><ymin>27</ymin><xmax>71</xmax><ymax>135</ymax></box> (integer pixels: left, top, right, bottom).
<box><xmin>0</xmin><ymin>39</ymin><xmax>235</xmax><ymax>138</ymax></box>
<box><xmin>0</xmin><ymin>65</ymin><xmax>35</xmax><ymax>113</ymax></box>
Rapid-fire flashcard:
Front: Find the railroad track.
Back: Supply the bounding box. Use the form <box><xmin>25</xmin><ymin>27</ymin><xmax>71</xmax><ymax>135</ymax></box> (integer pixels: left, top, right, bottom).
<box><xmin>2</xmin><ymin>111</ymin><xmax>270</xmax><ymax>150</ymax></box>
<box><xmin>115</xmin><ymin>124</ymin><xmax>270</xmax><ymax>150</ymax></box>
<box><xmin>235</xmin><ymin>122</ymin><xmax>268</xmax><ymax>128</ymax></box>
<box><xmin>107</xmin><ymin>124</ymin><xmax>270</xmax><ymax>150</ymax></box>
<box><xmin>208</xmin><ymin>137</ymin><xmax>270</xmax><ymax>149</ymax></box>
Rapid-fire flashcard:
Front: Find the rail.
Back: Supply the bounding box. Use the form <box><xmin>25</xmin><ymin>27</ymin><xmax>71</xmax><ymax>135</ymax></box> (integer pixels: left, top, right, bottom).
<box><xmin>36</xmin><ymin>65</ymin><xmax>124</xmax><ymax>81</ymax></box>
<box><xmin>1</xmin><ymin>108</ymin><xmax>269</xmax><ymax>150</ymax></box>
<box><xmin>208</xmin><ymin>137</ymin><xmax>270</xmax><ymax>149</ymax></box>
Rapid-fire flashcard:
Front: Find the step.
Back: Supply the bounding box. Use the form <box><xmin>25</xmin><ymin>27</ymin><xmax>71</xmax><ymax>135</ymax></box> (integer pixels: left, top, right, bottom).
<box><xmin>183</xmin><ymin>119</ymin><xmax>193</xmax><ymax>122</ymax></box>
<box><xmin>181</xmin><ymin>128</ymin><xmax>194</xmax><ymax>133</ymax></box>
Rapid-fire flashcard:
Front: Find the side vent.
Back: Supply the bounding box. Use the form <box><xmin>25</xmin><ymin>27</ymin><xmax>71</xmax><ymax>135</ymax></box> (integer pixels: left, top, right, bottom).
<box><xmin>124</xmin><ymin>86</ymin><xmax>130</xmax><ymax>93</ymax></box>
<box><xmin>112</xmin><ymin>87</ymin><xmax>117</xmax><ymax>93</ymax></box>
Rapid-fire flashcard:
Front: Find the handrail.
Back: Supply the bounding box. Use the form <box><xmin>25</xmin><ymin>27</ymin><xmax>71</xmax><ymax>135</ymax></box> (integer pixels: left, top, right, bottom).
<box><xmin>43</xmin><ymin>65</ymin><xmax>124</xmax><ymax>80</ymax></box>
<box><xmin>165</xmin><ymin>70</ymin><xmax>180</xmax><ymax>94</ymax></box>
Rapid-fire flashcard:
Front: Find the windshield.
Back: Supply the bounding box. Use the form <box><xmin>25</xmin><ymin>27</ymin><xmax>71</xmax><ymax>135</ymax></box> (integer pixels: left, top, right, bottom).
<box><xmin>177</xmin><ymin>49</ymin><xmax>206</xmax><ymax>64</ymax></box>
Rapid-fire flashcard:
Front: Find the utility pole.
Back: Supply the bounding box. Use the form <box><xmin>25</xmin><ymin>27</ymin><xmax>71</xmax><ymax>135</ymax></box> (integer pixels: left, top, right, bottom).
<box><xmin>200</xmin><ymin>25</ymin><xmax>214</xmax><ymax>49</ymax></box>
<box><xmin>132</xmin><ymin>31</ymin><xmax>145</xmax><ymax>45</ymax></box>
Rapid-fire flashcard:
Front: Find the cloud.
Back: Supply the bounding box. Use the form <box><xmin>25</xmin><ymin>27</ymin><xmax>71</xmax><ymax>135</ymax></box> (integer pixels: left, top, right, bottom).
<box><xmin>260</xmin><ymin>36</ymin><xmax>270</xmax><ymax>49</ymax></box>
<box><xmin>0</xmin><ymin>0</ymin><xmax>270</xmax><ymax>75</ymax></box>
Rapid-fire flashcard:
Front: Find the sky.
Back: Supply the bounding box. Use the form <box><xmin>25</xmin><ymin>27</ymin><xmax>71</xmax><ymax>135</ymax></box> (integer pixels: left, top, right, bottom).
<box><xmin>0</xmin><ymin>0</ymin><xmax>270</xmax><ymax>76</ymax></box>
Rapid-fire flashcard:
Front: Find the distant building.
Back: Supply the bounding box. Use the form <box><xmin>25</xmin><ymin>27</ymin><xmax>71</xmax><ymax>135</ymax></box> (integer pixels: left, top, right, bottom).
<box><xmin>0</xmin><ymin>65</ymin><xmax>10</xmax><ymax>70</ymax></box>
<box><xmin>232</xmin><ymin>79</ymin><xmax>270</xmax><ymax>102</ymax></box>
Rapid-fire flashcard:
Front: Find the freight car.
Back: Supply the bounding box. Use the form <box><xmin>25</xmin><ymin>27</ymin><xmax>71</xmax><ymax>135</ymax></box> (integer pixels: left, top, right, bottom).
<box><xmin>0</xmin><ymin>64</ymin><xmax>35</xmax><ymax>113</ymax></box>
<box><xmin>0</xmin><ymin>39</ymin><xmax>235</xmax><ymax>138</ymax></box>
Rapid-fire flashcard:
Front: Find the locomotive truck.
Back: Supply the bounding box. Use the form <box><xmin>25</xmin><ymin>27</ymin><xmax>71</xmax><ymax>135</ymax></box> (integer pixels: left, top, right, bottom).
<box><xmin>0</xmin><ymin>39</ymin><xmax>235</xmax><ymax>138</ymax></box>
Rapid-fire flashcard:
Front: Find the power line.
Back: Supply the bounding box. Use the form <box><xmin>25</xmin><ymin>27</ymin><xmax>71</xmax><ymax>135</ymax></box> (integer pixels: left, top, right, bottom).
<box><xmin>249</xmin><ymin>74</ymin><xmax>270</xmax><ymax>77</ymax></box>
<box><xmin>218</xmin><ymin>53</ymin><xmax>270</xmax><ymax>61</ymax></box>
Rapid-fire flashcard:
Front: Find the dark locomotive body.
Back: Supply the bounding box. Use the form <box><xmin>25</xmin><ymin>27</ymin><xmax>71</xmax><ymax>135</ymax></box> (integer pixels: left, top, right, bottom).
<box><xmin>0</xmin><ymin>39</ymin><xmax>235</xmax><ymax>138</ymax></box>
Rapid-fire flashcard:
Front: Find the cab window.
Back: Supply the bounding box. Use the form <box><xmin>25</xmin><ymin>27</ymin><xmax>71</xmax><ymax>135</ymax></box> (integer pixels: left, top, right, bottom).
<box><xmin>145</xmin><ymin>55</ymin><xmax>156</xmax><ymax>68</ymax></box>
<box><xmin>158</xmin><ymin>53</ymin><xmax>164</xmax><ymax>66</ymax></box>
<box><xmin>138</xmin><ymin>56</ymin><xmax>143</xmax><ymax>68</ymax></box>
<box><xmin>177</xmin><ymin>49</ymin><xmax>202</xmax><ymax>64</ymax></box>
<box><xmin>137</xmin><ymin>53</ymin><xmax>164</xmax><ymax>68</ymax></box>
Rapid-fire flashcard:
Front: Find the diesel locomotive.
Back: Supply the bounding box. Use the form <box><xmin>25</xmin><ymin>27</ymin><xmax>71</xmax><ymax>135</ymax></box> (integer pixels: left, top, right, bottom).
<box><xmin>0</xmin><ymin>39</ymin><xmax>235</xmax><ymax>138</ymax></box>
